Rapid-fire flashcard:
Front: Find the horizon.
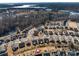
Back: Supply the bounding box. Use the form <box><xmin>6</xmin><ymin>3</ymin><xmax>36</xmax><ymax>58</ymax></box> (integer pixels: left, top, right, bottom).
<box><xmin>0</xmin><ymin>0</ymin><xmax>79</xmax><ymax>3</ymax></box>
<box><xmin>0</xmin><ymin>2</ymin><xmax>79</xmax><ymax>4</ymax></box>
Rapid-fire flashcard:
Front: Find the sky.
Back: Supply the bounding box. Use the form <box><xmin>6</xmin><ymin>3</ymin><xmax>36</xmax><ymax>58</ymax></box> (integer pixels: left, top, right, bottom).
<box><xmin>0</xmin><ymin>0</ymin><xmax>78</xmax><ymax>3</ymax></box>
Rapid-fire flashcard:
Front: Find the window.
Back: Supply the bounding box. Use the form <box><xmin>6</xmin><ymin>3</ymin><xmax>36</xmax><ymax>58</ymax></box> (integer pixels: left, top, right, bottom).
<box><xmin>35</xmin><ymin>54</ymin><xmax>42</xmax><ymax>56</ymax></box>
<box><xmin>61</xmin><ymin>40</ymin><xmax>67</xmax><ymax>44</ymax></box>
<box><xmin>5</xmin><ymin>39</ymin><xmax>10</xmax><ymax>43</ymax></box>
<box><xmin>22</xmin><ymin>33</ymin><xmax>27</xmax><ymax>38</ymax></box>
<box><xmin>52</xmin><ymin>52</ymin><xmax>58</xmax><ymax>56</ymax></box>
<box><xmin>74</xmin><ymin>28</ymin><xmax>78</xmax><ymax>32</ymax></box>
<box><xmin>33</xmin><ymin>31</ymin><xmax>39</xmax><ymax>36</ymax></box>
<box><xmin>12</xmin><ymin>47</ymin><xmax>18</xmax><ymax>52</ymax></box>
<box><xmin>19</xmin><ymin>42</ymin><xmax>25</xmax><ymax>48</ymax></box>
<box><xmin>45</xmin><ymin>26</ymin><xmax>48</xmax><ymax>29</ymax></box>
<box><xmin>49</xmin><ymin>31</ymin><xmax>53</xmax><ymax>35</ymax></box>
<box><xmin>38</xmin><ymin>39</ymin><xmax>44</xmax><ymax>44</ymax></box>
<box><xmin>0</xmin><ymin>52</ymin><xmax>8</xmax><ymax>56</ymax></box>
<box><xmin>76</xmin><ymin>52</ymin><xmax>79</xmax><ymax>56</ymax></box>
<box><xmin>56</xmin><ymin>40</ymin><xmax>61</xmax><ymax>44</ymax></box>
<box><xmin>50</xmin><ymin>39</ymin><xmax>55</xmax><ymax>43</ymax></box>
<box><xmin>44</xmin><ymin>38</ymin><xmax>49</xmax><ymax>44</ymax></box>
<box><xmin>68</xmin><ymin>52</ymin><xmax>75</xmax><ymax>56</ymax></box>
<box><xmin>44</xmin><ymin>31</ymin><xmax>48</xmax><ymax>35</ymax></box>
<box><xmin>74</xmin><ymin>39</ymin><xmax>78</xmax><ymax>44</ymax></box>
<box><xmin>32</xmin><ymin>40</ymin><xmax>38</xmax><ymax>46</ymax></box>
<box><xmin>26</xmin><ymin>42</ymin><xmax>31</xmax><ymax>47</ymax></box>
<box><xmin>59</xmin><ymin>51</ymin><xmax>66</xmax><ymax>56</ymax></box>
<box><xmin>43</xmin><ymin>53</ymin><xmax>50</xmax><ymax>56</ymax></box>
<box><xmin>11</xmin><ymin>36</ymin><xmax>16</xmax><ymax>41</ymax></box>
<box><xmin>65</xmin><ymin>32</ymin><xmax>69</xmax><ymax>36</ymax></box>
<box><xmin>0</xmin><ymin>40</ymin><xmax>4</xmax><ymax>45</ymax></box>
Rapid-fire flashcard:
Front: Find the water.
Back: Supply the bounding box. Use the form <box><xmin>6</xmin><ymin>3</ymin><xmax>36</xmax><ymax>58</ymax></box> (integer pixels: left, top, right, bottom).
<box><xmin>0</xmin><ymin>3</ymin><xmax>79</xmax><ymax>10</ymax></box>
<box><xmin>12</xmin><ymin>5</ymin><xmax>35</xmax><ymax>8</ymax></box>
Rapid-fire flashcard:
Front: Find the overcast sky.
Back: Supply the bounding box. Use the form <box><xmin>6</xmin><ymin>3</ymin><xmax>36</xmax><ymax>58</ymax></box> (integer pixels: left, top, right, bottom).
<box><xmin>0</xmin><ymin>0</ymin><xmax>78</xmax><ymax>3</ymax></box>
